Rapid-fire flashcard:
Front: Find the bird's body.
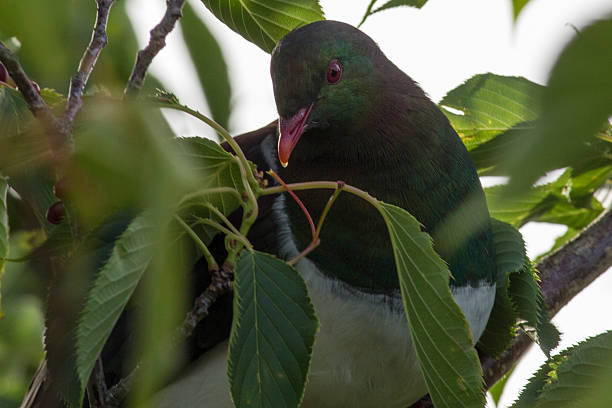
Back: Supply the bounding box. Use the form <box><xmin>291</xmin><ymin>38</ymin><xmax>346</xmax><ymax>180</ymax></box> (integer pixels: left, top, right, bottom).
<box><xmin>157</xmin><ymin>20</ymin><xmax>496</xmax><ymax>407</ymax></box>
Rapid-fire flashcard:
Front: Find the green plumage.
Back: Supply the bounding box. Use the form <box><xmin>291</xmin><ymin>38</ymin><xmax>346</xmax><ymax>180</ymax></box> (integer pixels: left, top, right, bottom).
<box><xmin>269</xmin><ymin>20</ymin><xmax>496</xmax><ymax>291</ymax></box>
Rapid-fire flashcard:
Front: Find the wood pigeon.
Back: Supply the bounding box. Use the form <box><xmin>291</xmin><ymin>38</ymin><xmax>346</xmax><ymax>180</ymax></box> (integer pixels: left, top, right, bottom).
<box><xmin>155</xmin><ymin>20</ymin><xmax>496</xmax><ymax>408</ymax></box>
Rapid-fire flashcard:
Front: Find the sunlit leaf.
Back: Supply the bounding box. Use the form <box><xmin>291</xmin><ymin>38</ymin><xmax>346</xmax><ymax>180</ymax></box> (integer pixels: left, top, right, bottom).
<box><xmin>228</xmin><ymin>250</ymin><xmax>318</xmax><ymax>408</ymax></box>
<box><xmin>377</xmin><ymin>202</ymin><xmax>484</xmax><ymax>408</ymax></box>
<box><xmin>512</xmin><ymin>0</ymin><xmax>530</xmax><ymax>20</ymax></box>
<box><xmin>199</xmin><ymin>0</ymin><xmax>324</xmax><ymax>53</ymax></box>
<box><xmin>440</xmin><ymin>74</ymin><xmax>542</xmax><ymax>151</ymax></box>
<box><xmin>181</xmin><ymin>3</ymin><xmax>231</xmax><ymax>129</ymax></box>
<box><xmin>0</xmin><ymin>175</ymin><xmax>9</xmax><ymax>317</ymax></box>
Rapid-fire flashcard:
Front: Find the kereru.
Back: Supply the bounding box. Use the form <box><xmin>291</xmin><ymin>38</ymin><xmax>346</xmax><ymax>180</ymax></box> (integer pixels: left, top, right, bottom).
<box><xmin>155</xmin><ymin>20</ymin><xmax>496</xmax><ymax>408</ymax></box>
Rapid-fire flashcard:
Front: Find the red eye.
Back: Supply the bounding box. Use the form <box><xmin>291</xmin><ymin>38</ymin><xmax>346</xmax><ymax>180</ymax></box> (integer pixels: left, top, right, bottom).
<box><xmin>327</xmin><ymin>59</ymin><xmax>342</xmax><ymax>84</ymax></box>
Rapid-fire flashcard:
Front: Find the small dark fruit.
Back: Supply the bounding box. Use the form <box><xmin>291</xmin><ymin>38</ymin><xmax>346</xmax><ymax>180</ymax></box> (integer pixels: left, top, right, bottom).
<box><xmin>0</xmin><ymin>62</ymin><xmax>7</xmax><ymax>83</ymax></box>
<box><xmin>53</xmin><ymin>178</ymin><xmax>69</xmax><ymax>200</ymax></box>
<box><xmin>46</xmin><ymin>201</ymin><xmax>66</xmax><ymax>224</ymax></box>
<box><xmin>31</xmin><ymin>81</ymin><xmax>40</xmax><ymax>94</ymax></box>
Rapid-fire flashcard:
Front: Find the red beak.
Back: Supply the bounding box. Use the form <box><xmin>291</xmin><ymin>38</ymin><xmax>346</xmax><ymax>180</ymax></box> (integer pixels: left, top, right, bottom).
<box><xmin>278</xmin><ymin>104</ymin><xmax>313</xmax><ymax>167</ymax></box>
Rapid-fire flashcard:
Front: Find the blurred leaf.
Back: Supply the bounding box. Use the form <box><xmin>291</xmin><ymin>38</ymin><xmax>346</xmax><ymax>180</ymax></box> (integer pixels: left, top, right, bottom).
<box><xmin>570</xmin><ymin>164</ymin><xmax>612</xmax><ymax>200</ymax></box>
<box><xmin>67</xmin><ymin>99</ymin><xmax>192</xmax><ymax>224</ymax></box>
<box><xmin>181</xmin><ymin>2</ymin><xmax>231</xmax><ymax>130</ymax></box>
<box><xmin>228</xmin><ymin>250</ymin><xmax>318</xmax><ymax>408</ymax></box>
<box><xmin>512</xmin><ymin>331</ymin><xmax>612</xmax><ymax>408</ymax></box>
<box><xmin>0</xmin><ymin>0</ymin><xmax>152</xmax><ymax>94</ymax></box>
<box><xmin>377</xmin><ymin>202</ymin><xmax>484</xmax><ymax>408</ymax></box>
<box><xmin>512</xmin><ymin>0</ymin><xmax>530</xmax><ymax>20</ymax></box>
<box><xmin>440</xmin><ymin>74</ymin><xmax>542</xmax><ymax>151</ymax></box>
<box><xmin>506</xmin><ymin>17</ymin><xmax>612</xmax><ymax>193</ymax></box>
<box><xmin>199</xmin><ymin>0</ymin><xmax>324</xmax><ymax>53</ymax></box>
<box><xmin>536</xmin><ymin>198</ymin><xmax>602</xmax><ymax>229</ymax></box>
<box><xmin>0</xmin><ymin>86</ymin><xmax>31</xmax><ymax>137</ymax></box>
<box><xmin>486</xmin><ymin>169</ymin><xmax>571</xmax><ymax>228</ymax></box>
<box><xmin>61</xmin><ymin>214</ymin><xmax>154</xmax><ymax>406</ymax></box>
<box><xmin>0</xmin><ymin>175</ymin><xmax>9</xmax><ymax>317</ymax></box>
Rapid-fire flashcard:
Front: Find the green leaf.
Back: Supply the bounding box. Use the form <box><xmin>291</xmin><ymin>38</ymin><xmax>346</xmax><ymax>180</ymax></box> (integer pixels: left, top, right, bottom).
<box><xmin>477</xmin><ymin>219</ymin><xmax>525</xmax><ymax>357</ymax></box>
<box><xmin>490</xmin><ymin>218</ymin><xmax>526</xmax><ymax>286</ymax></box>
<box><xmin>512</xmin><ymin>0</ymin><xmax>530</xmax><ymax>20</ymax></box>
<box><xmin>358</xmin><ymin>0</ymin><xmax>426</xmax><ymax>27</ymax></box>
<box><xmin>372</xmin><ymin>0</ymin><xmax>428</xmax><ymax>14</ymax></box>
<box><xmin>509</xmin><ymin>263</ymin><xmax>559</xmax><ymax>356</ymax></box>
<box><xmin>440</xmin><ymin>74</ymin><xmax>543</xmax><ymax>151</ymax></box>
<box><xmin>199</xmin><ymin>0</ymin><xmax>324</xmax><ymax>53</ymax></box>
<box><xmin>485</xmin><ymin>168</ymin><xmax>572</xmax><ymax>227</ymax></box>
<box><xmin>489</xmin><ymin>368</ymin><xmax>514</xmax><ymax>406</ymax></box>
<box><xmin>513</xmin><ymin>331</ymin><xmax>612</xmax><ymax>408</ymax></box>
<box><xmin>175</xmin><ymin>137</ymin><xmax>247</xmax><ymax>246</ymax></box>
<box><xmin>0</xmin><ymin>175</ymin><xmax>9</xmax><ymax>318</ymax></box>
<box><xmin>477</xmin><ymin>286</ymin><xmax>516</xmax><ymax>357</ymax></box>
<box><xmin>377</xmin><ymin>202</ymin><xmax>484</xmax><ymax>408</ymax></box>
<box><xmin>506</xmin><ymin>17</ymin><xmax>612</xmax><ymax>193</ymax></box>
<box><xmin>181</xmin><ymin>3</ymin><xmax>232</xmax><ymax>130</ymax></box>
<box><xmin>569</xmin><ymin>164</ymin><xmax>612</xmax><ymax>200</ymax></box>
<box><xmin>228</xmin><ymin>250</ymin><xmax>318</xmax><ymax>408</ymax></box>
<box><xmin>0</xmin><ymin>86</ymin><xmax>30</xmax><ymax>138</ymax></box>
<box><xmin>71</xmin><ymin>214</ymin><xmax>156</xmax><ymax>406</ymax></box>
<box><xmin>511</xmin><ymin>346</ymin><xmax>570</xmax><ymax>408</ymax></box>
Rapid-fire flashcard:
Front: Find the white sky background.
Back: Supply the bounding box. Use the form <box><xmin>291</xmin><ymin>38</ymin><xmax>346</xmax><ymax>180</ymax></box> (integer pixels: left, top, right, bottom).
<box><xmin>127</xmin><ymin>0</ymin><xmax>612</xmax><ymax>406</ymax></box>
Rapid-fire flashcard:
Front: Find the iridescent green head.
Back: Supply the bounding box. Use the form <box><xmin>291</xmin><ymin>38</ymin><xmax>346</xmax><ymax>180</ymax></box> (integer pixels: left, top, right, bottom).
<box><xmin>270</xmin><ymin>20</ymin><xmax>387</xmax><ymax>166</ymax></box>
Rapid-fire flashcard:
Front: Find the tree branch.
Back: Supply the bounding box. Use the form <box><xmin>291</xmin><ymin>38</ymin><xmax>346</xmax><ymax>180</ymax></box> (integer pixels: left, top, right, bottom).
<box><xmin>124</xmin><ymin>0</ymin><xmax>186</xmax><ymax>97</ymax></box>
<box><xmin>62</xmin><ymin>0</ymin><xmax>116</xmax><ymax>135</ymax></box>
<box><xmin>412</xmin><ymin>207</ymin><xmax>612</xmax><ymax>408</ymax></box>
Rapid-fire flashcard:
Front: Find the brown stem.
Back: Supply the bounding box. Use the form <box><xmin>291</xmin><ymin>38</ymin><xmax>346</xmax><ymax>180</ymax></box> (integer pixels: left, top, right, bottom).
<box><xmin>124</xmin><ymin>0</ymin><xmax>186</xmax><ymax>97</ymax></box>
<box><xmin>179</xmin><ymin>262</ymin><xmax>233</xmax><ymax>339</ymax></box>
<box><xmin>61</xmin><ymin>0</ymin><xmax>116</xmax><ymax>135</ymax></box>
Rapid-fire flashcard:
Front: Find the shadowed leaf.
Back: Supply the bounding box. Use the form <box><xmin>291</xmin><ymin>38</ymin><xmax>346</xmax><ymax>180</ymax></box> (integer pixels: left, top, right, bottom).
<box><xmin>228</xmin><ymin>250</ymin><xmax>318</xmax><ymax>408</ymax></box>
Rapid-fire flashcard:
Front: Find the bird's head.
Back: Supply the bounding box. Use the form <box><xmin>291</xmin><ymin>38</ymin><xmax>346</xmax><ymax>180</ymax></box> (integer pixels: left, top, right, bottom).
<box><xmin>270</xmin><ymin>20</ymin><xmax>385</xmax><ymax>167</ymax></box>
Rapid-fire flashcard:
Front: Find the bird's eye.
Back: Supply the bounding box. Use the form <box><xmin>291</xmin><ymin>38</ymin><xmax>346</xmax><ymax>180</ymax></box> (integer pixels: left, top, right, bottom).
<box><xmin>326</xmin><ymin>59</ymin><xmax>342</xmax><ymax>84</ymax></box>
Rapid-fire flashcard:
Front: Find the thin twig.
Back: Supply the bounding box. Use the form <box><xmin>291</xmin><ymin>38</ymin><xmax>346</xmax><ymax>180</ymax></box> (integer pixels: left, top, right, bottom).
<box><xmin>124</xmin><ymin>0</ymin><xmax>187</xmax><ymax>96</ymax></box>
<box><xmin>179</xmin><ymin>263</ymin><xmax>234</xmax><ymax>340</ymax></box>
<box><xmin>0</xmin><ymin>42</ymin><xmax>60</xmax><ymax>145</ymax></box>
<box><xmin>268</xmin><ymin>170</ymin><xmax>316</xmax><ymax>240</ymax></box>
<box><xmin>174</xmin><ymin>215</ymin><xmax>219</xmax><ymax>271</ymax></box>
<box><xmin>62</xmin><ymin>0</ymin><xmax>116</xmax><ymax>135</ymax></box>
